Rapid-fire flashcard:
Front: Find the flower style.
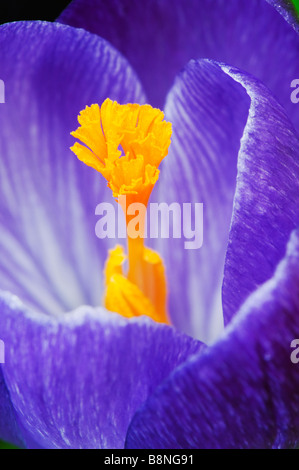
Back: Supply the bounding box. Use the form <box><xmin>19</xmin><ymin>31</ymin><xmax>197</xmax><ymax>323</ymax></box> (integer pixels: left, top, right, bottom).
<box><xmin>70</xmin><ymin>99</ymin><xmax>172</xmax><ymax>324</ymax></box>
<box><xmin>0</xmin><ymin>0</ymin><xmax>299</xmax><ymax>449</ymax></box>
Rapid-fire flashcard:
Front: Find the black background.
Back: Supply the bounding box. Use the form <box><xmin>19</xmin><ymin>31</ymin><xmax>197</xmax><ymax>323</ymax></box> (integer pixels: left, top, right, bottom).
<box><xmin>0</xmin><ymin>1</ymin><xmax>72</xmax><ymax>25</ymax></box>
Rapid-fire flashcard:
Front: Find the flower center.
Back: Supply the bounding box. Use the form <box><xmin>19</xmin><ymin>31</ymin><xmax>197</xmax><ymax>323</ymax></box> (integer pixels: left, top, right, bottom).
<box><xmin>71</xmin><ymin>98</ymin><xmax>172</xmax><ymax>324</ymax></box>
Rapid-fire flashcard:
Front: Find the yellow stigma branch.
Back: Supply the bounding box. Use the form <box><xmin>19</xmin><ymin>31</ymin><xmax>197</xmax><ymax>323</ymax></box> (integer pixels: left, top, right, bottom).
<box><xmin>70</xmin><ymin>98</ymin><xmax>172</xmax><ymax>324</ymax></box>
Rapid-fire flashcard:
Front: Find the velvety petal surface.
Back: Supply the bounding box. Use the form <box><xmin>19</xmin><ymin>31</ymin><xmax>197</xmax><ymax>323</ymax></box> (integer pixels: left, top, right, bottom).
<box><xmin>222</xmin><ymin>64</ymin><xmax>299</xmax><ymax>323</ymax></box>
<box><xmin>0</xmin><ymin>21</ymin><xmax>145</xmax><ymax>316</ymax></box>
<box><xmin>126</xmin><ymin>229</ymin><xmax>299</xmax><ymax>449</ymax></box>
<box><xmin>156</xmin><ymin>60</ymin><xmax>250</xmax><ymax>342</ymax></box>
<box><xmin>0</xmin><ymin>292</ymin><xmax>203</xmax><ymax>448</ymax></box>
<box><xmin>156</xmin><ymin>59</ymin><xmax>299</xmax><ymax>342</ymax></box>
<box><xmin>0</xmin><ymin>369</ymin><xmax>24</xmax><ymax>447</ymax></box>
<box><xmin>58</xmin><ymin>0</ymin><xmax>299</xmax><ymax>132</ymax></box>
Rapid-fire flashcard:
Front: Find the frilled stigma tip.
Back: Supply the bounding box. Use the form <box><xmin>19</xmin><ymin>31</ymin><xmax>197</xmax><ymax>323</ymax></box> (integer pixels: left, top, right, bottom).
<box><xmin>70</xmin><ymin>98</ymin><xmax>172</xmax><ymax>205</ymax></box>
<box><xmin>70</xmin><ymin>98</ymin><xmax>171</xmax><ymax>325</ymax></box>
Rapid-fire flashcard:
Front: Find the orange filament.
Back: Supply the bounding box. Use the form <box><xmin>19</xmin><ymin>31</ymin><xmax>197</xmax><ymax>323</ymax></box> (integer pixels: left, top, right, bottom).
<box><xmin>71</xmin><ymin>98</ymin><xmax>172</xmax><ymax>324</ymax></box>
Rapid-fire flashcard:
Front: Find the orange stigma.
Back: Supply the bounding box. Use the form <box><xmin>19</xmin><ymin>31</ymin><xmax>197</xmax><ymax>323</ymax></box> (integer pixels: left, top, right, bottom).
<box><xmin>71</xmin><ymin>98</ymin><xmax>172</xmax><ymax>324</ymax></box>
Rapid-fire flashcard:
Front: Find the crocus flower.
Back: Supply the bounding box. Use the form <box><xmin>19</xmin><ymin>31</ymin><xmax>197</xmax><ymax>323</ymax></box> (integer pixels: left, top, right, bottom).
<box><xmin>0</xmin><ymin>0</ymin><xmax>299</xmax><ymax>449</ymax></box>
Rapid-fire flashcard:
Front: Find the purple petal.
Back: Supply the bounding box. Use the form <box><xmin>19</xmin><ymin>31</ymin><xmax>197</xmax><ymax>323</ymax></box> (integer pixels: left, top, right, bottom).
<box><xmin>156</xmin><ymin>59</ymin><xmax>299</xmax><ymax>340</ymax></box>
<box><xmin>58</xmin><ymin>0</ymin><xmax>299</xmax><ymax>132</ymax></box>
<box><xmin>157</xmin><ymin>59</ymin><xmax>250</xmax><ymax>342</ymax></box>
<box><xmin>222</xmin><ymin>64</ymin><xmax>299</xmax><ymax>323</ymax></box>
<box><xmin>126</xmin><ymin>229</ymin><xmax>299</xmax><ymax>449</ymax></box>
<box><xmin>0</xmin><ymin>21</ymin><xmax>145</xmax><ymax>315</ymax></box>
<box><xmin>0</xmin><ymin>369</ymin><xmax>24</xmax><ymax>447</ymax></box>
<box><xmin>0</xmin><ymin>292</ymin><xmax>203</xmax><ymax>448</ymax></box>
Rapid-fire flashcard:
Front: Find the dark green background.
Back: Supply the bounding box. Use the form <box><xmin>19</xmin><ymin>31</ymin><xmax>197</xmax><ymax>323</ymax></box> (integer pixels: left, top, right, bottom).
<box><xmin>0</xmin><ymin>1</ymin><xmax>71</xmax><ymax>25</ymax></box>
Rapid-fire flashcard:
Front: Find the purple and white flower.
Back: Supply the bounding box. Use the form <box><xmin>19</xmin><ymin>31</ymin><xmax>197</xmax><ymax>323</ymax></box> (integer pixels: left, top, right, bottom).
<box><xmin>0</xmin><ymin>0</ymin><xmax>299</xmax><ymax>449</ymax></box>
